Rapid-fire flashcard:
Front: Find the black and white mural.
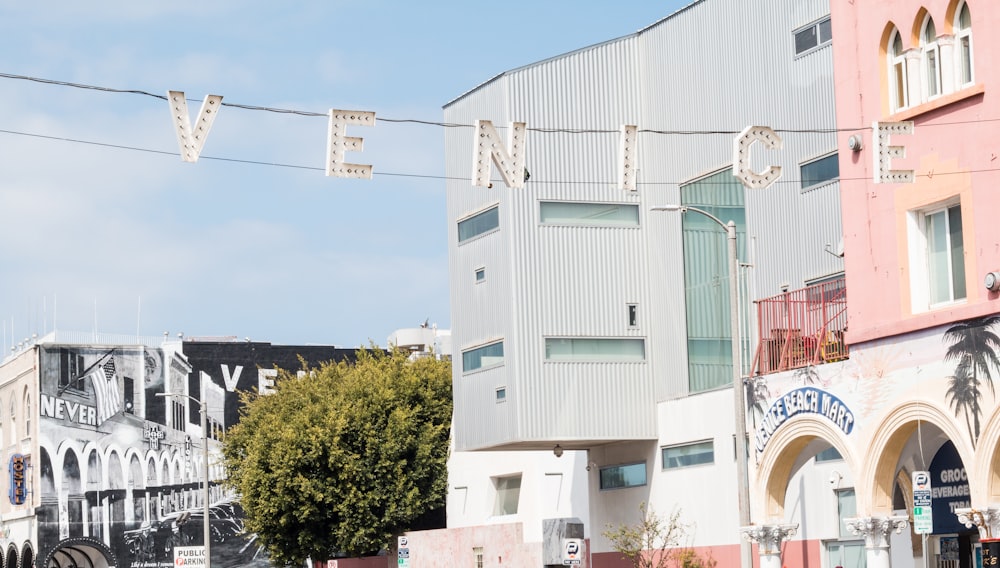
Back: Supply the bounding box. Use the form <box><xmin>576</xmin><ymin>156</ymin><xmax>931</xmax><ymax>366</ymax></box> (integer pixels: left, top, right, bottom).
<box><xmin>36</xmin><ymin>341</ymin><xmax>358</xmax><ymax>568</ymax></box>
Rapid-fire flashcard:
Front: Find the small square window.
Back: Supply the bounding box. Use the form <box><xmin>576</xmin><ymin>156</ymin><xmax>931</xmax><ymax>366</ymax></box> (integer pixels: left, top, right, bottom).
<box><xmin>475</xmin><ymin>267</ymin><xmax>486</xmax><ymax>283</ymax></box>
<box><xmin>793</xmin><ymin>16</ymin><xmax>832</xmax><ymax>56</ymax></box>
<box><xmin>495</xmin><ymin>387</ymin><xmax>506</xmax><ymax>402</ymax></box>
<box><xmin>800</xmin><ymin>153</ymin><xmax>839</xmax><ymax>191</ymax></box>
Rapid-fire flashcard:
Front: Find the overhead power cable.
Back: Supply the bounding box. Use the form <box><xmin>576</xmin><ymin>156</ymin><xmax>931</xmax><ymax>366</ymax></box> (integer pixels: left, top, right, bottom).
<box><xmin>1</xmin><ymin>72</ymin><xmax>999</xmax><ymax>184</ymax></box>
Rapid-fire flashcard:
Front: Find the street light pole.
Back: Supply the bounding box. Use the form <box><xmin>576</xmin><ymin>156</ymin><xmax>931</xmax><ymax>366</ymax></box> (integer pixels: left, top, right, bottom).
<box><xmin>652</xmin><ymin>205</ymin><xmax>752</xmax><ymax>568</ymax></box>
<box><xmin>157</xmin><ymin>392</ymin><xmax>212</xmax><ymax>568</ymax></box>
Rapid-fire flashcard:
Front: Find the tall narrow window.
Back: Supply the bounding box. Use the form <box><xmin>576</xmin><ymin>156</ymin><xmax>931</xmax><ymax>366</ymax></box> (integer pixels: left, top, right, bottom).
<box><xmin>956</xmin><ymin>2</ymin><xmax>973</xmax><ymax>86</ymax></box>
<box><xmin>473</xmin><ymin>547</ymin><xmax>484</xmax><ymax>568</ymax></box>
<box><xmin>921</xmin><ymin>15</ymin><xmax>941</xmax><ymax>98</ymax></box>
<box><xmin>680</xmin><ymin>169</ymin><xmax>747</xmax><ymax>392</ymax></box>
<box><xmin>925</xmin><ymin>204</ymin><xmax>966</xmax><ymax>305</ymax></box>
<box><xmin>890</xmin><ymin>30</ymin><xmax>909</xmax><ymax>111</ymax></box>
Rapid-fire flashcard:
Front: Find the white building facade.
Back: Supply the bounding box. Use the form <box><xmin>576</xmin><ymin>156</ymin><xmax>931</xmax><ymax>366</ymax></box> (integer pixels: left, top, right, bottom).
<box><xmin>428</xmin><ymin>0</ymin><xmax>853</xmax><ymax>566</ymax></box>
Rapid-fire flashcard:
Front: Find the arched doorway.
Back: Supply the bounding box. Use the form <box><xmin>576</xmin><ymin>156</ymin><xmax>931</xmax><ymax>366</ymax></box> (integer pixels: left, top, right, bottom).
<box><xmin>43</xmin><ymin>537</ymin><xmax>117</xmax><ymax>568</ymax></box>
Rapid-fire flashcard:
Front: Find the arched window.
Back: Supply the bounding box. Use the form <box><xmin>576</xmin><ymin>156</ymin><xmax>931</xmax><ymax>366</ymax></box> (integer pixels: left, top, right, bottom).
<box><xmin>921</xmin><ymin>15</ymin><xmax>941</xmax><ymax>98</ymax></box>
<box><xmin>890</xmin><ymin>29</ymin><xmax>909</xmax><ymax>111</ymax></box>
<box><xmin>955</xmin><ymin>1</ymin><xmax>973</xmax><ymax>85</ymax></box>
<box><xmin>22</xmin><ymin>390</ymin><xmax>30</xmax><ymax>439</ymax></box>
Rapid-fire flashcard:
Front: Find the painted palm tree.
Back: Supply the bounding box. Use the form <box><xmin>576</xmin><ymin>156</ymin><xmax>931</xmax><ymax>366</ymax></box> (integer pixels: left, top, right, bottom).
<box><xmin>793</xmin><ymin>364</ymin><xmax>819</xmax><ymax>386</ymax></box>
<box><xmin>946</xmin><ymin>355</ymin><xmax>982</xmax><ymax>447</ymax></box>
<box><xmin>943</xmin><ymin>316</ymin><xmax>1000</xmax><ymax>445</ymax></box>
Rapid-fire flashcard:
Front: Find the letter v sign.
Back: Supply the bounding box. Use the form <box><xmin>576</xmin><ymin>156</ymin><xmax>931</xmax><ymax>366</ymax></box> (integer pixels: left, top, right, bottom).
<box><xmin>168</xmin><ymin>90</ymin><xmax>223</xmax><ymax>162</ymax></box>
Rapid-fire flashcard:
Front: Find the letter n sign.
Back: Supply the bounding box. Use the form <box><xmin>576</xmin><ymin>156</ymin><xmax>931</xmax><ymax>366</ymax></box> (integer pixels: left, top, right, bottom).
<box><xmin>9</xmin><ymin>454</ymin><xmax>26</xmax><ymax>505</ymax></box>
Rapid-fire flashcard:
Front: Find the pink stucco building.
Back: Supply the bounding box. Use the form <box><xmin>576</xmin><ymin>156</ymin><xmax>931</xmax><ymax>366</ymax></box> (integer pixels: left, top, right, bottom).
<box><xmin>832</xmin><ymin>0</ymin><xmax>999</xmax><ymax>344</ymax></box>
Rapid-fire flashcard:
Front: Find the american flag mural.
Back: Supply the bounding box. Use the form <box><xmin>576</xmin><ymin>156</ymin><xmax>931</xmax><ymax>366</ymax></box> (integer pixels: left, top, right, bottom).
<box><xmin>90</xmin><ymin>354</ymin><xmax>121</xmax><ymax>424</ymax></box>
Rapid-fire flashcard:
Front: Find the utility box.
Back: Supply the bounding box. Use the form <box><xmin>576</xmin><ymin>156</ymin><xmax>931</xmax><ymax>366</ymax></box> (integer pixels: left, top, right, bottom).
<box><xmin>543</xmin><ymin>518</ymin><xmax>585</xmax><ymax>567</ymax></box>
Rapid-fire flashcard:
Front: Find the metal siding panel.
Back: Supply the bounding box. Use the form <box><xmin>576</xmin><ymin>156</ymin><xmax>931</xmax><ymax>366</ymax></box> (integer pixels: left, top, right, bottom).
<box><xmin>446</xmin><ymin>0</ymin><xmax>839</xmax><ymax>449</ymax></box>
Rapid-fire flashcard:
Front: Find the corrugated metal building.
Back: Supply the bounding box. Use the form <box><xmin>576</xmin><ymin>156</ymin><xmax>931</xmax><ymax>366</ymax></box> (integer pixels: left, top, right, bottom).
<box><xmin>437</xmin><ymin>0</ymin><xmax>849</xmax><ymax>565</ymax></box>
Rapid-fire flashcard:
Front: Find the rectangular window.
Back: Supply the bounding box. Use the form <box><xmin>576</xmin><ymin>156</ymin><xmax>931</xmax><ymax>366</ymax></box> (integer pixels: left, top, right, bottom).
<box><xmin>815</xmin><ymin>446</ymin><xmax>843</xmax><ymax>462</ymax></box>
<box><xmin>495</xmin><ymin>387</ymin><xmax>506</xmax><ymax>402</ymax></box>
<box><xmin>544</xmin><ymin>338</ymin><xmax>645</xmax><ymax>362</ymax></box>
<box><xmin>926</xmin><ymin>204</ymin><xmax>966</xmax><ymax>305</ymax></box>
<box><xmin>475</xmin><ymin>267</ymin><xmax>486</xmax><ymax>283</ymax></box>
<box><xmin>627</xmin><ymin>304</ymin><xmax>638</xmax><ymax>328</ymax></box>
<box><xmin>662</xmin><ymin>440</ymin><xmax>714</xmax><ymax>469</ymax></box>
<box><xmin>458</xmin><ymin>206</ymin><xmax>499</xmax><ymax>243</ymax></box>
<box><xmin>793</xmin><ymin>16</ymin><xmax>832</xmax><ymax>55</ymax></box>
<box><xmin>800</xmin><ymin>153</ymin><xmax>840</xmax><ymax>191</ymax></box>
<box><xmin>474</xmin><ymin>547</ymin><xmax>484</xmax><ymax>568</ymax></box>
<box><xmin>836</xmin><ymin>488</ymin><xmax>857</xmax><ymax>538</ymax></box>
<box><xmin>539</xmin><ymin>201</ymin><xmax>639</xmax><ymax>227</ymax></box>
<box><xmin>680</xmin><ymin>169</ymin><xmax>748</xmax><ymax>392</ymax></box>
<box><xmin>462</xmin><ymin>341</ymin><xmax>504</xmax><ymax>373</ymax></box>
<box><xmin>493</xmin><ymin>475</ymin><xmax>522</xmax><ymax>515</ymax></box>
<box><xmin>599</xmin><ymin>462</ymin><xmax>647</xmax><ymax>490</ymax></box>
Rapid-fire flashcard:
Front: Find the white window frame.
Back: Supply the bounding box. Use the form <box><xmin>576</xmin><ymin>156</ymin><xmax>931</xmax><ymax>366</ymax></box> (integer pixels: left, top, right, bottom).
<box><xmin>474</xmin><ymin>266</ymin><xmax>486</xmax><ymax>284</ymax></box>
<box><xmin>907</xmin><ymin>200</ymin><xmax>966</xmax><ymax>312</ymax></box>
<box><xmin>920</xmin><ymin>14</ymin><xmax>942</xmax><ymax>100</ymax></box>
<box><xmin>955</xmin><ymin>1</ymin><xmax>974</xmax><ymax>87</ymax></box>
<box><xmin>889</xmin><ymin>29</ymin><xmax>909</xmax><ymax>112</ymax></box>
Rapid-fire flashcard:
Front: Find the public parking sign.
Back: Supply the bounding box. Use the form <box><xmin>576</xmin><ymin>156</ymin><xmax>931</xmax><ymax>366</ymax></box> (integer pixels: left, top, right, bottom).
<box><xmin>912</xmin><ymin>470</ymin><xmax>933</xmax><ymax>534</ymax></box>
<box><xmin>173</xmin><ymin>546</ymin><xmax>207</xmax><ymax>566</ymax></box>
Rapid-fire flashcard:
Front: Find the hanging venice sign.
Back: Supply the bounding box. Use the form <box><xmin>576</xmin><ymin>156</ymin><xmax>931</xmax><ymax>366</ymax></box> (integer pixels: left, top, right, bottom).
<box><xmin>755</xmin><ymin>386</ymin><xmax>855</xmax><ymax>453</ymax></box>
<box><xmin>165</xmin><ymin>91</ymin><xmax>915</xmax><ymax>189</ymax></box>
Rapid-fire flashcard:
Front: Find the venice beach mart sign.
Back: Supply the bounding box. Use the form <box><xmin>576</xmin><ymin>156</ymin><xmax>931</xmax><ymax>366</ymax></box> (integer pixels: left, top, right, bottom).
<box><xmin>755</xmin><ymin>386</ymin><xmax>855</xmax><ymax>453</ymax></box>
<box><xmin>166</xmin><ymin>91</ymin><xmax>916</xmax><ymax>189</ymax></box>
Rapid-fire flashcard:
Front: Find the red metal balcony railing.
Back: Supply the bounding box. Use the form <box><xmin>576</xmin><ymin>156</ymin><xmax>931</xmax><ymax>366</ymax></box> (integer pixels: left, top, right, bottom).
<box><xmin>751</xmin><ymin>278</ymin><xmax>849</xmax><ymax>375</ymax></box>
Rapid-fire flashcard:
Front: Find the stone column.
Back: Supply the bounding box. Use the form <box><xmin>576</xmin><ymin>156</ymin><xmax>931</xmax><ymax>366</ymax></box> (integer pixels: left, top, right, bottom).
<box><xmin>955</xmin><ymin>507</ymin><xmax>1000</xmax><ymax>540</ymax></box>
<box><xmin>905</xmin><ymin>49</ymin><xmax>922</xmax><ymax>105</ymax></box>
<box><xmin>844</xmin><ymin>516</ymin><xmax>908</xmax><ymax>568</ymax></box>
<box><xmin>937</xmin><ymin>35</ymin><xmax>956</xmax><ymax>94</ymax></box>
<box><xmin>741</xmin><ymin>524</ymin><xmax>798</xmax><ymax>568</ymax></box>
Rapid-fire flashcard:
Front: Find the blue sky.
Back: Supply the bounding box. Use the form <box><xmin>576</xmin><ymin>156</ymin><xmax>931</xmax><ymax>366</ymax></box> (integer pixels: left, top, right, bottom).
<box><xmin>0</xmin><ymin>1</ymin><xmax>689</xmax><ymax>348</ymax></box>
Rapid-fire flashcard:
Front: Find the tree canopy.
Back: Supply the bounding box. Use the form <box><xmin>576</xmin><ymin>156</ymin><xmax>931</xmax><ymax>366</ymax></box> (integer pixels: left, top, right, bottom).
<box><xmin>222</xmin><ymin>349</ymin><xmax>453</xmax><ymax>565</ymax></box>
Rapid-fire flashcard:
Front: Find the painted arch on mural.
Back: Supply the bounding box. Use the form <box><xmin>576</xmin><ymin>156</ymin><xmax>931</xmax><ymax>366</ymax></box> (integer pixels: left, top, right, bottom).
<box><xmin>42</xmin><ymin>537</ymin><xmax>116</xmax><ymax>568</ymax></box>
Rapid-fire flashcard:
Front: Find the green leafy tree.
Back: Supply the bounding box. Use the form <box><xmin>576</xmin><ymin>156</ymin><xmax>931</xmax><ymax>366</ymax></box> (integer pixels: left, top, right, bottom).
<box><xmin>603</xmin><ymin>502</ymin><xmax>715</xmax><ymax>568</ymax></box>
<box><xmin>222</xmin><ymin>349</ymin><xmax>452</xmax><ymax>565</ymax></box>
